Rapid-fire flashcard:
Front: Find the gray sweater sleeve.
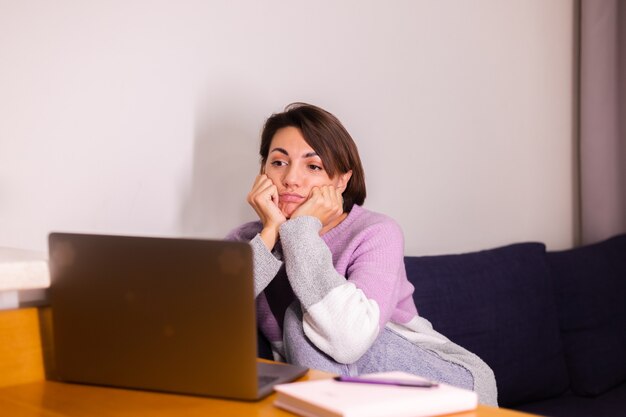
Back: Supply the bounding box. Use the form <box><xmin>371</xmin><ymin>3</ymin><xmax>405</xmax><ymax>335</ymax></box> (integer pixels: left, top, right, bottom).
<box><xmin>279</xmin><ymin>216</ymin><xmax>346</xmax><ymax>308</ymax></box>
<box><xmin>249</xmin><ymin>234</ymin><xmax>283</xmax><ymax>297</ymax></box>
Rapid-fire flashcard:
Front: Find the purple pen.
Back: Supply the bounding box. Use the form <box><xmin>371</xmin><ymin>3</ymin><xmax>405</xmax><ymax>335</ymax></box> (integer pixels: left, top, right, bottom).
<box><xmin>333</xmin><ymin>376</ymin><xmax>438</xmax><ymax>388</ymax></box>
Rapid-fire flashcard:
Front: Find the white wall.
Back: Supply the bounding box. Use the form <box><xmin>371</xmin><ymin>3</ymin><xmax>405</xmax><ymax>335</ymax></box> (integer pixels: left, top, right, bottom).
<box><xmin>0</xmin><ymin>0</ymin><xmax>576</xmax><ymax>256</ymax></box>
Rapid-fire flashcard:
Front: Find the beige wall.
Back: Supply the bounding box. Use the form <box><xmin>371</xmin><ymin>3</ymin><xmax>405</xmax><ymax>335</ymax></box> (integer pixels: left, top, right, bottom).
<box><xmin>0</xmin><ymin>0</ymin><xmax>576</xmax><ymax>256</ymax></box>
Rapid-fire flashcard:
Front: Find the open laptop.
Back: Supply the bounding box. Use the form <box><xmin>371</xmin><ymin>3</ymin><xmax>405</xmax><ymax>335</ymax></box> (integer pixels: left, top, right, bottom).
<box><xmin>48</xmin><ymin>232</ymin><xmax>308</xmax><ymax>400</ymax></box>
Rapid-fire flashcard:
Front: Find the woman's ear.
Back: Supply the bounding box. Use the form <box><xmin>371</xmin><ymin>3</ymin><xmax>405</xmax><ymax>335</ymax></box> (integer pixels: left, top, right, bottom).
<box><xmin>338</xmin><ymin>170</ymin><xmax>353</xmax><ymax>191</ymax></box>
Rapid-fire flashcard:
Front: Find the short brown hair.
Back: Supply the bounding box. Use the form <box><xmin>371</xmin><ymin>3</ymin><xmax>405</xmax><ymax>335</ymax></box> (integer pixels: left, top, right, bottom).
<box><xmin>260</xmin><ymin>103</ymin><xmax>366</xmax><ymax>212</ymax></box>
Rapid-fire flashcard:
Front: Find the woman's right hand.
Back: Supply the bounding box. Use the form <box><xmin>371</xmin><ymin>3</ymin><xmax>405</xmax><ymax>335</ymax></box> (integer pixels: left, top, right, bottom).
<box><xmin>247</xmin><ymin>174</ymin><xmax>286</xmax><ymax>250</ymax></box>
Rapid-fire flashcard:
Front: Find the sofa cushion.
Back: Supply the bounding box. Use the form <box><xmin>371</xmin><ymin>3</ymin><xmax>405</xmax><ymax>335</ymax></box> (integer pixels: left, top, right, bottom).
<box><xmin>405</xmin><ymin>242</ymin><xmax>569</xmax><ymax>406</ymax></box>
<box><xmin>548</xmin><ymin>234</ymin><xmax>626</xmax><ymax>397</ymax></box>
<box><xmin>512</xmin><ymin>383</ymin><xmax>626</xmax><ymax>417</ymax></box>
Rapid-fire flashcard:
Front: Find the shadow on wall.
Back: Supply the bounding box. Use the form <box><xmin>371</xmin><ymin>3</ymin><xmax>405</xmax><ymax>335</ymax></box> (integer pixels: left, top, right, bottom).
<box><xmin>179</xmin><ymin>93</ymin><xmax>264</xmax><ymax>239</ymax></box>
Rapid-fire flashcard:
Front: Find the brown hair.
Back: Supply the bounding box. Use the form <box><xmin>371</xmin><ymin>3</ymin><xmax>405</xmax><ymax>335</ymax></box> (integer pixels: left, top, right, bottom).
<box><xmin>260</xmin><ymin>102</ymin><xmax>366</xmax><ymax>212</ymax></box>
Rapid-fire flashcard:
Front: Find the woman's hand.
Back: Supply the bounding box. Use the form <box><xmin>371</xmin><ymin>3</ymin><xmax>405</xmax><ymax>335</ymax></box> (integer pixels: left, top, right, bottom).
<box><xmin>291</xmin><ymin>185</ymin><xmax>344</xmax><ymax>229</ymax></box>
<box><xmin>247</xmin><ymin>174</ymin><xmax>286</xmax><ymax>250</ymax></box>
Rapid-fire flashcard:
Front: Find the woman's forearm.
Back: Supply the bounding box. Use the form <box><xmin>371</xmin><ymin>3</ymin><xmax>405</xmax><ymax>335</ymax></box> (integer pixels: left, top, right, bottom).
<box><xmin>249</xmin><ymin>234</ymin><xmax>283</xmax><ymax>297</ymax></box>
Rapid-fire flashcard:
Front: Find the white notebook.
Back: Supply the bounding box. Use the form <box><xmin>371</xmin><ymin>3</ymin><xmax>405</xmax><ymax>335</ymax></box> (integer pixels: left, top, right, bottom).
<box><xmin>274</xmin><ymin>371</ymin><xmax>478</xmax><ymax>417</ymax></box>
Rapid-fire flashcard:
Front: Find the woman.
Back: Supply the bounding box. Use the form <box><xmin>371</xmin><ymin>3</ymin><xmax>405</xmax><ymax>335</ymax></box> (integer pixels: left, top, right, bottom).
<box><xmin>227</xmin><ymin>103</ymin><xmax>498</xmax><ymax>406</ymax></box>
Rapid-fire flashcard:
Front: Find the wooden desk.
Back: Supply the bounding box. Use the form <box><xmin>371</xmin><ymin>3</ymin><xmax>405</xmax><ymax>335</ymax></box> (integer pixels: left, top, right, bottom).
<box><xmin>0</xmin><ymin>308</ymin><xmax>536</xmax><ymax>417</ymax></box>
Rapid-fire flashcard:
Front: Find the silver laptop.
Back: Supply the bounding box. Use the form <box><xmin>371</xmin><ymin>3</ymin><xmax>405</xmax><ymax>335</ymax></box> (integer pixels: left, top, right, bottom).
<box><xmin>48</xmin><ymin>232</ymin><xmax>308</xmax><ymax>400</ymax></box>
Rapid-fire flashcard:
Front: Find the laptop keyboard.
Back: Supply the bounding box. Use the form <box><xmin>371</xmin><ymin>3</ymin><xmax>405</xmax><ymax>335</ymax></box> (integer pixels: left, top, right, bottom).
<box><xmin>258</xmin><ymin>374</ymin><xmax>280</xmax><ymax>387</ymax></box>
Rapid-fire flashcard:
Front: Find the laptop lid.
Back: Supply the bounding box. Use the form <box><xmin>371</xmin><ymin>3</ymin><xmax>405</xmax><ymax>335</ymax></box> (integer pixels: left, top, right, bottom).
<box><xmin>48</xmin><ymin>232</ymin><xmax>307</xmax><ymax>400</ymax></box>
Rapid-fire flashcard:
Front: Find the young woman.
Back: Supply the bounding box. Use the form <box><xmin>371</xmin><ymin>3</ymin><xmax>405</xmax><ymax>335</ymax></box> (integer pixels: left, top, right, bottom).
<box><xmin>227</xmin><ymin>103</ymin><xmax>498</xmax><ymax>406</ymax></box>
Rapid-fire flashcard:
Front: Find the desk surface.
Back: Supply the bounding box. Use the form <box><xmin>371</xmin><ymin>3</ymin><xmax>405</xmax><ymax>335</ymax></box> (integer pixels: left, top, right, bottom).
<box><xmin>0</xmin><ymin>372</ymin><xmax>536</xmax><ymax>417</ymax></box>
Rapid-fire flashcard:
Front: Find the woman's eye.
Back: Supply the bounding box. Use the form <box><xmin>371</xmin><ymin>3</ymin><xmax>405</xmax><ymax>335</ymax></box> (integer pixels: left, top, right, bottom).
<box><xmin>309</xmin><ymin>165</ymin><xmax>322</xmax><ymax>171</ymax></box>
<box><xmin>271</xmin><ymin>161</ymin><xmax>287</xmax><ymax>167</ymax></box>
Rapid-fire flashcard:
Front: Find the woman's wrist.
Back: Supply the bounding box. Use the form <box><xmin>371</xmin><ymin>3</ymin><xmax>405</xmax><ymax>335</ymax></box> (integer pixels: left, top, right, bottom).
<box><xmin>259</xmin><ymin>225</ymin><xmax>280</xmax><ymax>250</ymax></box>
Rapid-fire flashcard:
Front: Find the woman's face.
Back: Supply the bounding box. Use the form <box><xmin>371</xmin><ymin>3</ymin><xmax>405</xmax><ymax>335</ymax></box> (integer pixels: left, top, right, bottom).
<box><xmin>263</xmin><ymin>126</ymin><xmax>351</xmax><ymax>219</ymax></box>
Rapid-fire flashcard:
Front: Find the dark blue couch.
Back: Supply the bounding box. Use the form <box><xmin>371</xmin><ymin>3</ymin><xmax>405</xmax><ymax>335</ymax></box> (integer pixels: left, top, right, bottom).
<box><xmin>404</xmin><ymin>234</ymin><xmax>626</xmax><ymax>417</ymax></box>
<box><xmin>258</xmin><ymin>234</ymin><xmax>626</xmax><ymax>417</ymax></box>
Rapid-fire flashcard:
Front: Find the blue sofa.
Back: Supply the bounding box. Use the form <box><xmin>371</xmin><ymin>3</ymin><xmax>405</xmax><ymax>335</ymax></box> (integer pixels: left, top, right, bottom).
<box><xmin>404</xmin><ymin>233</ymin><xmax>626</xmax><ymax>417</ymax></box>
<box><xmin>258</xmin><ymin>233</ymin><xmax>626</xmax><ymax>417</ymax></box>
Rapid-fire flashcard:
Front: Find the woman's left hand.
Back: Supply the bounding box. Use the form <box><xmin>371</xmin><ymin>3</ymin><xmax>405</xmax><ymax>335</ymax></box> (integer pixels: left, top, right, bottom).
<box><xmin>291</xmin><ymin>185</ymin><xmax>344</xmax><ymax>228</ymax></box>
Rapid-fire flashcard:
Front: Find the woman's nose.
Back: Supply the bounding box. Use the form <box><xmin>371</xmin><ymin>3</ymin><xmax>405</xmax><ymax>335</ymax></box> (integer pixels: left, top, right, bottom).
<box><xmin>283</xmin><ymin>164</ymin><xmax>301</xmax><ymax>187</ymax></box>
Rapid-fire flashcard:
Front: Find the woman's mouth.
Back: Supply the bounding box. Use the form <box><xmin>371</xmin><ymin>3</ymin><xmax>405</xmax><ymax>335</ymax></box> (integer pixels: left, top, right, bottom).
<box><xmin>279</xmin><ymin>193</ymin><xmax>305</xmax><ymax>203</ymax></box>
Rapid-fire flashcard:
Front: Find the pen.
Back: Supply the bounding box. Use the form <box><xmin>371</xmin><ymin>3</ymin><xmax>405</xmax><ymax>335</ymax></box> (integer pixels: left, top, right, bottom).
<box><xmin>333</xmin><ymin>376</ymin><xmax>438</xmax><ymax>388</ymax></box>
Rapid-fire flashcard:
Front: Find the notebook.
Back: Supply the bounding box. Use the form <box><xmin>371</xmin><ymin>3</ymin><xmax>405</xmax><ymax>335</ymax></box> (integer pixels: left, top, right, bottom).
<box><xmin>274</xmin><ymin>371</ymin><xmax>478</xmax><ymax>417</ymax></box>
<box><xmin>48</xmin><ymin>232</ymin><xmax>308</xmax><ymax>400</ymax></box>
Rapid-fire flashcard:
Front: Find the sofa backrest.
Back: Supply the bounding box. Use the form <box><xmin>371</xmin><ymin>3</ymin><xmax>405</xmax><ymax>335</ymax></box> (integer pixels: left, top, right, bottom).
<box><xmin>547</xmin><ymin>234</ymin><xmax>626</xmax><ymax>397</ymax></box>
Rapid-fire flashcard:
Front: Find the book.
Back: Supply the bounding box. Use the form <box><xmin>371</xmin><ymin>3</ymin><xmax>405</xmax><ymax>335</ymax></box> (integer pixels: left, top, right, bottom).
<box><xmin>0</xmin><ymin>247</ymin><xmax>49</xmax><ymax>291</ymax></box>
<box><xmin>273</xmin><ymin>371</ymin><xmax>478</xmax><ymax>417</ymax></box>
<box><xmin>0</xmin><ymin>247</ymin><xmax>49</xmax><ymax>309</ymax></box>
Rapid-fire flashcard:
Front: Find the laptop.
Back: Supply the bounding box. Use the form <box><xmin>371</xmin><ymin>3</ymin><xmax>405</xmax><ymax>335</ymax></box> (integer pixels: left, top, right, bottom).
<box><xmin>48</xmin><ymin>232</ymin><xmax>308</xmax><ymax>400</ymax></box>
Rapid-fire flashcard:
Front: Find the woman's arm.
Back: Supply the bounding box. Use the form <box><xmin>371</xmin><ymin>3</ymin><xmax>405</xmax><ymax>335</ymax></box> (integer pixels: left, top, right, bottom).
<box><xmin>248</xmin><ymin>234</ymin><xmax>283</xmax><ymax>297</ymax></box>
<box><xmin>225</xmin><ymin>224</ymin><xmax>283</xmax><ymax>298</ymax></box>
<box><xmin>227</xmin><ymin>174</ymin><xmax>288</xmax><ymax>297</ymax></box>
<box><xmin>279</xmin><ymin>215</ymin><xmax>406</xmax><ymax>364</ymax></box>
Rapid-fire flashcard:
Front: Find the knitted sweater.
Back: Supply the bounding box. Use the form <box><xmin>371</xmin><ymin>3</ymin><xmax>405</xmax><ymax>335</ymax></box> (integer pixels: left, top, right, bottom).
<box><xmin>226</xmin><ymin>204</ymin><xmax>498</xmax><ymax>406</ymax></box>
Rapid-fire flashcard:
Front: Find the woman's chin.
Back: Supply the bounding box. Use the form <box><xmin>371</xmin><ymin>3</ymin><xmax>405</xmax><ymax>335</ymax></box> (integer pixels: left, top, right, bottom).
<box><xmin>280</xmin><ymin>203</ymin><xmax>300</xmax><ymax>219</ymax></box>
